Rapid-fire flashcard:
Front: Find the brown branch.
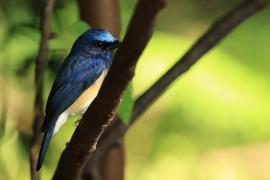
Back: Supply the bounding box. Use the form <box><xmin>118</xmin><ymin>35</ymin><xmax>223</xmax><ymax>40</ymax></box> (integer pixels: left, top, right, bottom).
<box><xmin>0</xmin><ymin>83</ymin><xmax>7</xmax><ymax>138</ymax></box>
<box><xmin>78</xmin><ymin>0</ymin><xmax>121</xmax><ymax>38</ymax></box>
<box><xmin>132</xmin><ymin>0</ymin><xmax>270</xmax><ymax>121</ymax></box>
<box><xmin>89</xmin><ymin>0</ymin><xmax>270</xmax><ymax>164</ymax></box>
<box><xmin>29</xmin><ymin>0</ymin><xmax>56</xmax><ymax>180</ymax></box>
<box><xmin>53</xmin><ymin>0</ymin><xmax>166</xmax><ymax>179</ymax></box>
<box><xmin>77</xmin><ymin>0</ymin><xmax>124</xmax><ymax>180</ymax></box>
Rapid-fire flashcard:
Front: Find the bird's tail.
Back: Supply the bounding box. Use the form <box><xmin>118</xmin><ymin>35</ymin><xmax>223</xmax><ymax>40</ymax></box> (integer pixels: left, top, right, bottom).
<box><xmin>36</xmin><ymin>122</ymin><xmax>55</xmax><ymax>171</ymax></box>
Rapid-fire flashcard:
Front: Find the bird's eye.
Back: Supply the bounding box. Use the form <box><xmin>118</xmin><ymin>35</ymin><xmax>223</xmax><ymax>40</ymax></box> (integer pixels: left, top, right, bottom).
<box><xmin>96</xmin><ymin>42</ymin><xmax>104</xmax><ymax>47</ymax></box>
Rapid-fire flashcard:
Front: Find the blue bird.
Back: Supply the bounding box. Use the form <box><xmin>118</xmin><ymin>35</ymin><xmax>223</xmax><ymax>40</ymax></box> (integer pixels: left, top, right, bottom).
<box><xmin>36</xmin><ymin>28</ymin><xmax>120</xmax><ymax>171</ymax></box>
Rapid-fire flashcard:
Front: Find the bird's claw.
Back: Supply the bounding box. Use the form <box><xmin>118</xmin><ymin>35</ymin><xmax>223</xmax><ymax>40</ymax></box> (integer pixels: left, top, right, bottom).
<box><xmin>74</xmin><ymin>119</ymin><xmax>81</xmax><ymax>126</ymax></box>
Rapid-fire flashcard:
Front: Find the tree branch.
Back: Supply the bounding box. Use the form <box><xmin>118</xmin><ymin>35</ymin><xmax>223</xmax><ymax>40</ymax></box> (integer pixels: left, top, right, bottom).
<box><xmin>0</xmin><ymin>82</ymin><xmax>7</xmax><ymax>138</ymax></box>
<box><xmin>90</xmin><ymin>0</ymin><xmax>270</xmax><ymax>164</ymax></box>
<box><xmin>77</xmin><ymin>0</ymin><xmax>124</xmax><ymax>179</ymax></box>
<box><xmin>53</xmin><ymin>0</ymin><xmax>166</xmax><ymax>179</ymax></box>
<box><xmin>29</xmin><ymin>0</ymin><xmax>56</xmax><ymax>179</ymax></box>
<box><xmin>78</xmin><ymin>0</ymin><xmax>121</xmax><ymax>38</ymax></box>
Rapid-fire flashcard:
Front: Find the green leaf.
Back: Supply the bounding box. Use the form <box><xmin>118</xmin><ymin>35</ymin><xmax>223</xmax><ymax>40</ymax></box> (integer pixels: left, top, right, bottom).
<box><xmin>117</xmin><ymin>83</ymin><xmax>134</xmax><ymax>125</ymax></box>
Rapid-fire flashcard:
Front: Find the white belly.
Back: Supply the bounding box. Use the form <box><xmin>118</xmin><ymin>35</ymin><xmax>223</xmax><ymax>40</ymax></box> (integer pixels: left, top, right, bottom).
<box><xmin>53</xmin><ymin>72</ymin><xmax>107</xmax><ymax>134</ymax></box>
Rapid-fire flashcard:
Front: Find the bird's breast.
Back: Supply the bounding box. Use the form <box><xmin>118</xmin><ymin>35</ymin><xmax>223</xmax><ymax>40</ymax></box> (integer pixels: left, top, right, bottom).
<box><xmin>66</xmin><ymin>71</ymin><xmax>107</xmax><ymax>115</ymax></box>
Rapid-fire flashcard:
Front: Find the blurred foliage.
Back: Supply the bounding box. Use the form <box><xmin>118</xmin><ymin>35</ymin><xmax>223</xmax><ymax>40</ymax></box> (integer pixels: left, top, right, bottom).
<box><xmin>0</xmin><ymin>0</ymin><xmax>270</xmax><ymax>180</ymax></box>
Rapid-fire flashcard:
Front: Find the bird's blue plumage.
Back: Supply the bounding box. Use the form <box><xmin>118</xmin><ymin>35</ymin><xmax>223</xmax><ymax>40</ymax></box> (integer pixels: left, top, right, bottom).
<box><xmin>37</xmin><ymin>28</ymin><xmax>120</xmax><ymax>171</ymax></box>
<box><xmin>44</xmin><ymin>56</ymin><xmax>106</xmax><ymax>123</ymax></box>
<box><xmin>36</xmin><ymin>119</ymin><xmax>55</xmax><ymax>171</ymax></box>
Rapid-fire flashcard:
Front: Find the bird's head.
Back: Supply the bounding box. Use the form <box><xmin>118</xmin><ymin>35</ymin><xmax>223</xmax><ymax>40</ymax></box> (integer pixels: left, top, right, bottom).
<box><xmin>73</xmin><ymin>28</ymin><xmax>121</xmax><ymax>53</ymax></box>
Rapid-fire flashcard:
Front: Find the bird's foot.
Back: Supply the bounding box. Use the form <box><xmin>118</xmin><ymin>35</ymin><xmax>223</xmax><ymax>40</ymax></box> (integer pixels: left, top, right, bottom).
<box><xmin>74</xmin><ymin>118</ymin><xmax>81</xmax><ymax>127</ymax></box>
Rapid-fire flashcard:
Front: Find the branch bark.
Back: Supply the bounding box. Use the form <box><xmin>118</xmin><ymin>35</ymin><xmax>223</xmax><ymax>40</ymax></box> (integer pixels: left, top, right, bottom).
<box><xmin>78</xmin><ymin>0</ymin><xmax>124</xmax><ymax>179</ymax></box>
<box><xmin>53</xmin><ymin>0</ymin><xmax>166</xmax><ymax>179</ymax></box>
<box><xmin>78</xmin><ymin>0</ymin><xmax>121</xmax><ymax>38</ymax></box>
<box><xmin>90</xmin><ymin>0</ymin><xmax>270</xmax><ymax>165</ymax></box>
<box><xmin>29</xmin><ymin>0</ymin><xmax>56</xmax><ymax>179</ymax></box>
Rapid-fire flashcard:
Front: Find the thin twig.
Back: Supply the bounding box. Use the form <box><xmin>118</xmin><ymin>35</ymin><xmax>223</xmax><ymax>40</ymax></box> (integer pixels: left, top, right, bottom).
<box><xmin>53</xmin><ymin>0</ymin><xmax>166</xmax><ymax>179</ymax></box>
<box><xmin>89</xmin><ymin>0</ymin><xmax>270</xmax><ymax>164</ymax></box>
<box><xmin>0</xmin><ymin>84</ymin><xmax>7</xmax><ymax>138</ymax></box>
<box><xmin>29</xmin><ymin>0</ymin><xmax>56</xmax><ymax>179</ymax></box>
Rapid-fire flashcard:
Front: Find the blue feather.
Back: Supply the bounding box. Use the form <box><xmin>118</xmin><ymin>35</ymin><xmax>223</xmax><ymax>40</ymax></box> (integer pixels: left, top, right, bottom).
<box><xmin>42</xmin><ymin>57</ymin><xmax>106</xmax><ymax>131</ymax></box>
<box><xmin>36</xmin><ymin>119</ymin><xmax>55</xmax><ymax>170</ymax></box>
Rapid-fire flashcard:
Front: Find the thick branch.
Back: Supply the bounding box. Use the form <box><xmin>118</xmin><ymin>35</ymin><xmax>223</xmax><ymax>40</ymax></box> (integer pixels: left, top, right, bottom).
<box><xmin>78</xmin><ymin>0</ymin><xmax>124</xmax><ymax>180</ymax></box>
<box><xmin>53</xmin><ymin>0</ymin><xmax>166</xmax><ymax>179</ymax></box>
<box><xmin>29</xmin><ymin>0</ymin><xmax>56</xmax><ymax>180</ymax></box>
<box><xmin>78</xmin><ymin>0</ymin><xmax>121</xmax><ymax>38</ymax></box>
<box><xmin>91</xmin><ymin>0</ymin><xmax>270</xmax><ymax>163</ymax></box>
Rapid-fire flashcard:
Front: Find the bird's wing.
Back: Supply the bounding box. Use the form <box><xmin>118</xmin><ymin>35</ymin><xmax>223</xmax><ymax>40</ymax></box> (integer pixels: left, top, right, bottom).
<box><xmin>42</xmin><ymin>56</ymin><xmax>106</xmax><ymax>131</ymax></box>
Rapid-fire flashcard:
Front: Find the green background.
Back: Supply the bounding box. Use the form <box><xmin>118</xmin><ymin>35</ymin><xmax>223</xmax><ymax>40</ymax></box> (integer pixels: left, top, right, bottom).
<box><xmin>0</xmin><ymin>0</ymin><xmax>270</xmax><ymax>179</ymax></box>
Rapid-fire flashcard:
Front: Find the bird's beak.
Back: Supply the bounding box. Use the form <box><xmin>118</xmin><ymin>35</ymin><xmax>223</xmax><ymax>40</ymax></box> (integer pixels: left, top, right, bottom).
<box><xmin>108</xmin><ymin>40</ymin><xmax>121</xmax><ymax>50</ymax></box>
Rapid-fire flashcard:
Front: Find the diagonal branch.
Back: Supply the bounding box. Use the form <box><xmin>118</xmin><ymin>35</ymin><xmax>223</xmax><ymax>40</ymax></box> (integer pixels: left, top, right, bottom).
<box><xmin>29</xmin><ymin>0</ymin><xmax>56</xmax><ymax>180</ymax></box>
<box><xmin>78</xmin><ymin>1</ymin><xmax>125</xmax><ymax>180</ymax></box>
<box><xmin>53</xmin><ymin>0</ymin><xmax>166</xmax><ymax>179</ymax></box>
<box><xmin>78</xmin><ymin>0</ymin><xmax>124</xmax><ymax>180</ymax></box>
<box><xmin>89</xmin><ymin>0</ymin><xmax>270</xmax><ymax>164</ymax></box>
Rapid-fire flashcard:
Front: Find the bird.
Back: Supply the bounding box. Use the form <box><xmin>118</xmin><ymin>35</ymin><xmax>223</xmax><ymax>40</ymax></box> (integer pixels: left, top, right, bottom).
<box><xmin>36</xmin><ymin>28</ymin><xmax>120</xmax><ymax>171</ymax></box>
